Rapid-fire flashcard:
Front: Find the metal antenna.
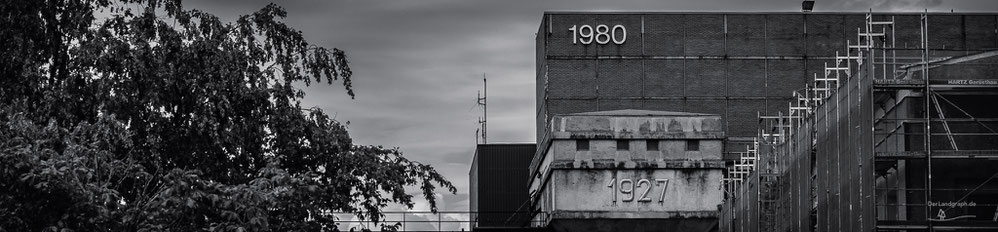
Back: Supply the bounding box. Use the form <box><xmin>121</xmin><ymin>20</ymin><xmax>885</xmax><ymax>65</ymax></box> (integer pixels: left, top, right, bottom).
<box><xmin>476</xmin><ymin>73</ymin><xmax>487</xmax><ymax>144</ymax></box>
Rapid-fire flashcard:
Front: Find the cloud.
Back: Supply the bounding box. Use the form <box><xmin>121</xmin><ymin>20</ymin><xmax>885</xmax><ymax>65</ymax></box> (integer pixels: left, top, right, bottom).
<box><xmin>834</xmin><ymin>0</ymin><xmax>943</xmax><ymax>11</ymax></box>
<box><xmin>819</xmin><ymin>0</ymin><xmax>998</xmax><ymax>12</ymax></box>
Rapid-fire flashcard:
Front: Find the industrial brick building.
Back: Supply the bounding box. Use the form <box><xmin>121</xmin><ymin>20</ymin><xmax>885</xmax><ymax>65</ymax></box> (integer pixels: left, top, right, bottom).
<box><xmin>470</xmin><ymin>10</ymin><xmax>998</xmax><ymax>232</ymax></box>
<box><xmin>535</xmin><ymin>11</ymin><xmax>998</xmax><ymax>159</ymax></box>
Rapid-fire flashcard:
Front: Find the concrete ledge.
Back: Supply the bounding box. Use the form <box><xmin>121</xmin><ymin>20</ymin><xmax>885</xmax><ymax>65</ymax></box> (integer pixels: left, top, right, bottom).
<box><xmin>543</xmin><ymin>211</ymin><xmax>721</xmax><ymax>231</ymax></box>
<box><xmin>553</xmin><ymin>131</ymin><xmax>726</xmax><ymax>139</ymax></box>
<box><xmin>550</xmin><ymin>160</ymin><xmax>726</xmax><ymax>169</ymax></box>
<box><xmin>550</xmin><ymin>210</ymin><xmax>719</xmax><ymax>219</ymax></box>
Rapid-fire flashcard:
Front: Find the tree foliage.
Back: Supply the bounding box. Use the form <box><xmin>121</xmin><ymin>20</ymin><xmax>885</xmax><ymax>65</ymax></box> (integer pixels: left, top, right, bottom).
<box><xmin>0</xmin><ymin>0</ymin><xmax>455</xmax><ymax>231</ymax></box>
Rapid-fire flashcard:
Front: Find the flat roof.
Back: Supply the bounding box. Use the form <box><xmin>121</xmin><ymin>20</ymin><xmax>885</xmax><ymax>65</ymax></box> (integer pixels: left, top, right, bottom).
<box><xmin>543</xmin><ymin>11</ymin><xmax>998</xmax><ymax>15</ymax></box>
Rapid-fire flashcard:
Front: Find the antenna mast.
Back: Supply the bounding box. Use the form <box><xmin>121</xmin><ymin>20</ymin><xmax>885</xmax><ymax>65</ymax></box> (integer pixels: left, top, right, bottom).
<box><xmin>477</xmin><ymin>73</ymin><xmax>487</xmax><ymax>144</ymax></box>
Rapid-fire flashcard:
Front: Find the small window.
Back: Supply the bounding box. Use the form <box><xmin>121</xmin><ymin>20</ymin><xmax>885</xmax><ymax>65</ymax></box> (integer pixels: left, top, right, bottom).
<box><xmin>616</xmin><ymin>140</ymin><xmax>629</xmax><ymax>151</ymax></box>
<box><xmin>576</xmin><ymin>139</ymin><xmax>589</xmax><ymax>151</ymax></box>
<box><xmin>646</xmin><ymin>140</ymin><xmax>659</xmax><ymax>151</ymax></box>
<box><xmin>686</xmin><ymin>140</ymin><xmax>700</xmax><ymax>151</ymax></box>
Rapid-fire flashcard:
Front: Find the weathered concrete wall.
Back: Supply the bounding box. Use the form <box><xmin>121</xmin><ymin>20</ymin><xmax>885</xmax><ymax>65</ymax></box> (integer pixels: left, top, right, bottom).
<box><xmin>549</xmin><ymin>218</ymin><xmax>718</xmax><ymax>232</ymax></box>
<box><xmin>550</xmin><ymin>169</ymin><xmax>722</xmax><ymax>212</ymax></box>
<box><xmin>551</xmin><ymin>139</ymin><xmax>723</xmax><ymax>162</ymax></box>
<box><xmin>528</xmin><ymin>111</ymin><xmax>725</xmax><ymax>231</ymax></box>
<box><xmin>550</xmin><ymin>114</ymin><xmax>725</xmax><ymax>139</ymax></box>
<box><xmin>530</xmin><ymin>112</ymin><xmax>725</xmax><ymax>178</ymax></box>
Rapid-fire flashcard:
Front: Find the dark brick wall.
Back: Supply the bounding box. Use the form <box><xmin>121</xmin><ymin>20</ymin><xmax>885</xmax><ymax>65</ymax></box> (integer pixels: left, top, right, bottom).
<box><xmin>537</xmin><ymin>12</ymin><xmax>998</xmax><ymax>155</ymax></box>
<box><xmin>767</xmin><ymin>60</ymin><xmax>806</xmax><ymax>97</ymax></box>
<box><xmin>643</xmin><ymin>15</ymin><xmax>685</xmax><ymax>56</ymax></box>
<box><xmin>892</xmin><ymin>15</ymin><xmax>924</xmax><ymax>49</ymax></box>
<box><xmin>804</xmin><ymin>14</ymin><xmax>847</xmax><ymax>57</ymax></box>
<box><xmin>727</xmin><ymin>15</ymin><xmax>767</xmax><ymax>56</ymax></box>
<box><xmin>685</xmin><ymin>14</ymin><xmax>726</xmax><ymax>56</ymax></box>
<box><xmin>767</xmin><ymin>15</ymin><xmax>806</xmax><ymax>56</ymax></box>
<box><xmin>640</xmin><ymin>99</ymin><xmax>685</xmax><ymax>112</ymax></box>
<box><xmin>597</xmin><ymin>60</ymin><xmax>643</xmax><ymax>97</ymax></box>
<box><xmin>929</xmin><ymin>15</ymin><xmax>965</xmax><ymax>50</ymax></box>
<box><xmin>685</xmin><ymin>60</ymin><xmax>726</xmax><ymax>97</ymax></box>
<box><xmin>644</xmin><ymin>60</ymin><xmax>685</xmax><ymax>96</ymax></box>
<box><xmin>597</xmin><ymin>15</ymin><xmax>643</xmax><ymax>56</ymax></box>
<box><xmin>727</xmin><ymin>59</ymin><xmax>767</xmax><ymax>97</ymax></box>
<box><xmin>966</xmin><ymin>15</ymin><xmax>998</xmax><ymax>49</ymax></box>
<box><xmin>728</xmin><ymin>99</ymin><xmax>766</xmax><ymax>136</ymax></box>
<box><xmin>536</xmin><ymin>18</ymin><xmax>546</xmax><ymax>144</ymax></box>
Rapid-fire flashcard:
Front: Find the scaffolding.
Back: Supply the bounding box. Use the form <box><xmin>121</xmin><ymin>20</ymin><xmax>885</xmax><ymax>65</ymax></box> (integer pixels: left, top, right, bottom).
<box><xmin>721</xmin><ymin>13</ymin><xmax>998</xmax><ymax>232</ymax></box>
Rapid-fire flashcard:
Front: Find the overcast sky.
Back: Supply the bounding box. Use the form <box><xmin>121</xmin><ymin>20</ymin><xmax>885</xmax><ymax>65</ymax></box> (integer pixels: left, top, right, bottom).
<box><xmin>184</xmin><ymin>0</ymin><xmax>998</xmax><ymax>217</ymax></box>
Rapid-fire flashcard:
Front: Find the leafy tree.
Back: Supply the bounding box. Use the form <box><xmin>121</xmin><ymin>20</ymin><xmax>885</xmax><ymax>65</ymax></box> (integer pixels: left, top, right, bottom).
<box><xmin>0</xmin><ymin>0</ymin><xmax>455</xmax><ymax>231</ymax></box>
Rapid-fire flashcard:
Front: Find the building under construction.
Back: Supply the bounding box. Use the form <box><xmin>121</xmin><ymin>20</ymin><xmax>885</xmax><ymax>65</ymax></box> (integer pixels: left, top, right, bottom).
<box><xmin>720</xmin><ymin>13</ymin><xmax>998</xmax><ymax>231</ymax></box>
<box><xmin>464</xmin><ymin>10</ymin><xmax>998</xmax><ymax>232</ymax></box>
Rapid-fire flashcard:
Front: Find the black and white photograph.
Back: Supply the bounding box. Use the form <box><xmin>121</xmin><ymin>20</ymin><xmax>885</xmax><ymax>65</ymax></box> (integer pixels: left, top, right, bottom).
<box><xmin>4</xmin><ymin>0</ymin><xmax>998</xmax><ymax>231</ymax></box>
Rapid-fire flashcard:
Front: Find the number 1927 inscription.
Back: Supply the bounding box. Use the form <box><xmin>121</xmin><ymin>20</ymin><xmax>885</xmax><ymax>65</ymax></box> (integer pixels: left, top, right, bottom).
<box><xmin>607</xmin><ymin>178</ymin><xmax>670</xmax><ymax>203</ymax></box>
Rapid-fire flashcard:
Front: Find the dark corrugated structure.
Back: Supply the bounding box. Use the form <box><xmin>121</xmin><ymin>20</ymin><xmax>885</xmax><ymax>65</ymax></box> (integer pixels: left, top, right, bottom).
<box><xmin>470</xmin><ymin>143</ymin><xmax>536</xmax><ymax>230</ymax></box>
<box><xmin>719</xmin><ymin>12</ymin><xmax>998</xmax><ymax>232</ymax></box>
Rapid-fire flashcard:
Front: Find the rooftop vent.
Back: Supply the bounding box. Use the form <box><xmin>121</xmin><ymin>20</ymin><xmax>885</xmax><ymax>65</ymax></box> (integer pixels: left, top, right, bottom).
<box><xmin>802</xmin><ymin>0</ymin><xmax>815</xmax><ymax>12</ymax></box>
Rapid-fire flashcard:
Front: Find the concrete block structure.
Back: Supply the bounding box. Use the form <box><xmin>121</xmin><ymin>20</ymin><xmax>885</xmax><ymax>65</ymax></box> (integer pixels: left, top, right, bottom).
<box><xmin>527</xmin><ymin>110</ymin><xmax>726</xmax><ymax>231</ymax></box>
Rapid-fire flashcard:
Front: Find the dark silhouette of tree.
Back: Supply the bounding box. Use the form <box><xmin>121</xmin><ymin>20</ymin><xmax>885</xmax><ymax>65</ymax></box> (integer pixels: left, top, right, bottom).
<box><xmin>0</xmin><ymin>0</ymin><xmax>455</xmax><ymax>231</ymax></box>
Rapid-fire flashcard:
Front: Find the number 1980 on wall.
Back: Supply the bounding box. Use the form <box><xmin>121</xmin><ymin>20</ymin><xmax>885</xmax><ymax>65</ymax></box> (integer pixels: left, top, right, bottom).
<box><xmin>568</xmin><ymin>24</ymin><xmax>626</xmax><ymax>45</ymax></box>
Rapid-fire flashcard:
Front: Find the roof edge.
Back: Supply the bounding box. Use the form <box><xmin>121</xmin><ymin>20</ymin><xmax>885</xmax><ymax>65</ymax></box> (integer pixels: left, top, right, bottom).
<box><xmin>542</xmin><ymin>11</ymin><xmax>998</xmax><ymax>15</ymax></box>
<box><xmin>476</xmin><ymin>142</ymin><xmax>537</xmax><ymax>146</ymax></box>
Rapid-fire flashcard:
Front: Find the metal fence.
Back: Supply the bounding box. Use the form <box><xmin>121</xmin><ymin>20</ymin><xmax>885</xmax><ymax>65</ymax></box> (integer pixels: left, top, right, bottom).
<box><xmin>329</xmin><ymin>211</ymin><xmax>548</xmax><ymax>231</ymax></box>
